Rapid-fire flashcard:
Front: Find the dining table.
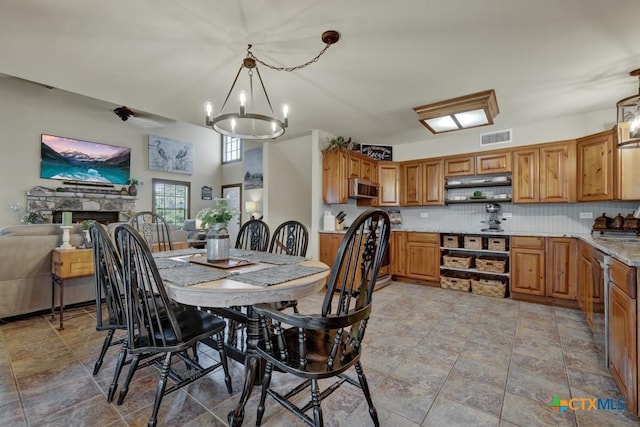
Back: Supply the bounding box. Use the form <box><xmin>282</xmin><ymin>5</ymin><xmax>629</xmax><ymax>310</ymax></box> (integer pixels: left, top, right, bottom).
<box><xmin>152</xmin><ymin>247</ymin><xmax>330</xmax><ymax>427</ymax></box>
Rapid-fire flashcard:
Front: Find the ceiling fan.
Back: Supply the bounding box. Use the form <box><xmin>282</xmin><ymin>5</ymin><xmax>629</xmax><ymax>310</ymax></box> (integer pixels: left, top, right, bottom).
<box><xmin>113</xmin><ymin>105</ymin><xmax>167</xmax><ymax>129</ymax></box>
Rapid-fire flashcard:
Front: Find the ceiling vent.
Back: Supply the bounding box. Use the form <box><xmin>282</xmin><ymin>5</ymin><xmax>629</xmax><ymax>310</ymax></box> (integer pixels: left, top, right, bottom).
<box><xmin>480</xmin><ymin>129</ymin><xmax>512</xmax><ymax>146</ymax></box>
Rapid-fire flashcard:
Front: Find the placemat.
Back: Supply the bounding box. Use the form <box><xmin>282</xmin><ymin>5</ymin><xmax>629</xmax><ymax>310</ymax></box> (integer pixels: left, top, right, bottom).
<box><xmin>154</xmin><ymin>258</ymin><xmax>189</xmax><ymax>270</ymax></box>
<box><xmin>231</xmin><ymin>264</ymin><xmax>328</xmax><ymax>287</ymax></box>
<box><xmin>152</xmin><ymin>248</ymin><xmax>205</xmax><ymax>258</ymax></box>
<box><xmin>160</xmin><ymin>264</ymin><xmax>232</xmax><ymax>287</ymax></box>
<box><xmin>229</xmin><ymin>249</ymin><xmax>307</xmax><ymax>265</ymax></box>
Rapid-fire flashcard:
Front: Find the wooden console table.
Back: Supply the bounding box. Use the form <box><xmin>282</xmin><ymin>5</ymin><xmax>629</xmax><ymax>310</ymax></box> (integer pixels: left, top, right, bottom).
<box><xmin>51</xmin><ymin>248</ymin><xmax>94</xmax><ymax>330</ymax></box>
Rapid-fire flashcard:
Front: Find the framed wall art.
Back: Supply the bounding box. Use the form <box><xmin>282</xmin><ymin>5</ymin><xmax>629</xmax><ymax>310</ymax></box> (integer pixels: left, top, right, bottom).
<box><xmin>244</xmin><ymin>147</ymin><xmax>263</xmax><ymax>190</ymax></box>
<box><xmin>148</xmin><ymin>135</ymin><xmax>194</xmax><ymax>174</ymax></box>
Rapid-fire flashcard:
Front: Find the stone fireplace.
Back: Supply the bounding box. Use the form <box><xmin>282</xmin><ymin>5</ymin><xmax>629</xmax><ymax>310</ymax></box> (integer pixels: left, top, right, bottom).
<box><xmin>26</xmin><ymin>188</ymin><xmax>137</xmax><ymax>224</ymax></box>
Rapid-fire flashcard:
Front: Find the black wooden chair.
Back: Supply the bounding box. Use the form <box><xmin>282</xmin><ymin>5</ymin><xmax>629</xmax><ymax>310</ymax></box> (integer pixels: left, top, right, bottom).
<box><xmin>235</xmin><ymin>219</ymin><xmax>270</xmax><ymax>252</ymax></box>
<box><xmin>269</xmin><ymin>220</ymin><xmax>309</xmax><ymax>313</ymax></box>
<box><xmin>114</xmin><ymin>224</ymin><xmax>232</xmax><ymax>427</ymax></box>
<box><xmin>89</xmin><ymin>223</ymin><xmax>127</xmax><ymax>376</ymax></box>
<box><xmin>128</xmin><ymin>211</ymin><xmax>173</xmax><ymax>252</ymax></box>
<box><xmin>253</xmin><ymin>209</ymin><xmax>391</xmax><ymax>427</ymax></box>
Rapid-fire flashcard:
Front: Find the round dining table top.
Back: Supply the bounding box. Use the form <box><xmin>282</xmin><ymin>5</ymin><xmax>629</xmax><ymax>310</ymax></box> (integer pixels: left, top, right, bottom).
<box><xmin>162</xmin><ymin>259</ymin><xmax>330</xmax><ymax>308</ymax></box>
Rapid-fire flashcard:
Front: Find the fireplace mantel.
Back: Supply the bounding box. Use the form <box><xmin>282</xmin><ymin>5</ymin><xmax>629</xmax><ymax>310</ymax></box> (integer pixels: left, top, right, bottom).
<box><xmin>26</xmin><ymin>189</ymin><xmax>137</xmax><ymax>223</ymax></box>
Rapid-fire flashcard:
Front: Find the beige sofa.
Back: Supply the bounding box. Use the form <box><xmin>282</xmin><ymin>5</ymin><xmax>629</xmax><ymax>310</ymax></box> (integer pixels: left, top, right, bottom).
<box><xmin>0</xmin><ymin>223</ymin><xmax>188</xmax><ymax>320</ymax></box>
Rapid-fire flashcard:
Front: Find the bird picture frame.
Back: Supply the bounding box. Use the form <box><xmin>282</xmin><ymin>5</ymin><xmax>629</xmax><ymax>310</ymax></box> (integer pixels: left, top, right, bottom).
<box><xmin>148</xmin><ymin>134</ymin><xmax>194</xmax><ymax>174</ymax></box>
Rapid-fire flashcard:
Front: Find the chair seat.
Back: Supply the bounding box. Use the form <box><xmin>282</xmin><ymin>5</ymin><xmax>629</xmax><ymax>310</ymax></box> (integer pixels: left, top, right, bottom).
<box><xmin>256</xmin><ymin>327</ymin><xmax>360</xmax><ymax>379</ymax></box>
<box><xmin>134</xmin><ymin>309</ymin><xmax>226</xmax><ymax>349</ymax></box>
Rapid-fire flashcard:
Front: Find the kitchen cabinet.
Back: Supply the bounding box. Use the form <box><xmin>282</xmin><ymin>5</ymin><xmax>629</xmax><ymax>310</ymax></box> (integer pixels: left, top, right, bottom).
<box><xmin>577</xmin><ymin>240</ymin><xmax>595</xmax><ymax>330</ymax></box>
<box><xmin>422</xmin><ymin>159</ymin><xmax>444</xmax><ymax>205</ymax></box>
<box><xmin>577</xmin><ymin>128</ymin><xmax>615</xmax><ymax>201</ymax></box>
<box><xmin>318</xmin><ymin>232</ymin><xmax>342</xmax><ymax>268</ymax></box>
<box><xmin>617</xmin><ymin>144</ymin><xmax>640</xmax><ymax>200</ymax></box>
<box><xmin>400</xmin><ymin>159</ymin><xmax>444</xmax><ymax>206</ymax></box>
<box><xmin>512</xmin><ymin>141</ymin><xmax>575</xmax><ymax>204</ymax></box>
<box><xmin>545</xmin><ymin>237</ymin><xmax>577</xmax><ymax>300</ymax></box>
<box><xmin>444</xmin><ymin>155</ymin><xmax>475</xmax><ymax>177</ymax></box>
<box><xmin>405</xmin><ymin>232</ymin><xmax>440</xmax><ymax>282</ymax></box>
<box><xmin>400</xmin><ymin>161</ymin><xmax>422</xmax><ymax>206</ymax></box>
<box><xmin>608</xmin><ymin>257</ymin><xmax>637</xmax><ymax>414</ymax></box>
<box><xmin>510</xmin><ymin>236</ymin><xmax>545</xmax><ymax>297</ymax></box>
<box><xmin>390</xmin><ymin>231</ymin><xmax>406</xmax><ymax>276</ymax></box>
<box><xmin>376</xmin><ymin>161</ymin><xmax>400</xmax><ymax>206</ymax></box>
<box><xmin>475</xmin><ymin>151</ymin><xmax>511</xmax><ymax>175</ymax></box>
<box><xmin>322</xmin><ymin>148</ymin><xmax>379</xmax><ymax>204</ymax></box>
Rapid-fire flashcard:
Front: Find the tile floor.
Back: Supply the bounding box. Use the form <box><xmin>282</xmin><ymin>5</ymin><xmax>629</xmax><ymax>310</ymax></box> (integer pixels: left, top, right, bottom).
<box><xmin>1</xmin><ymin>282</ymin><xmax>639</xmax><ymax>426</ymax></box>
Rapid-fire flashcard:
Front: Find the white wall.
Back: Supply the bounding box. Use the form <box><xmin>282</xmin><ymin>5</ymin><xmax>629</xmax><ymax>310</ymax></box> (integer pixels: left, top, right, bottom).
<box><xmin>0</xmin><ymin>76</ymin><xmax>222</xmax><ymax>227</ymax></box>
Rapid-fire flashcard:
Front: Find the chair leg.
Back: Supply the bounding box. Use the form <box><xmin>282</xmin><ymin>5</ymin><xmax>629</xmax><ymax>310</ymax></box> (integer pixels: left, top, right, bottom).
<box><xmin>107</xmin><ymin>340</ymin><xmax>128</xmax><ymax>402</ymax></box>
<box><xmin>216</xmin><ymin>331</ymin><xmax>233</xmax><ymax>394</ymax></box>
<box><xmin>256</xmin><ymin>361</ymin><xmax>273</xmax><ymax>426</ymax></box>
<box><xmin>355</xmin><ymin>361</ymin><xmax>379</xmax><ymax>426</ymax></box>
<box><xmin>93</xmin><ymin>329</ymin><xmax>115</xmax><ymax>375</ymax></box>
<box><xmin>117</xmin><ymin>354</ymin><xmax>141</xmax><ymax>405</ymax></box>
<box><xmin>191</xmin><ymin>342</ymin><xmax>199</xmax><ymax>364</ymax></box>
<box><xmin>148</xmin><ymin>352</ymin><xmax>172</xmax><ymax>427</ymax></box>
<box><xmin>310</xmin><ymin>379</ymin><xmax>323</xmax><ymax>427</ymax></box>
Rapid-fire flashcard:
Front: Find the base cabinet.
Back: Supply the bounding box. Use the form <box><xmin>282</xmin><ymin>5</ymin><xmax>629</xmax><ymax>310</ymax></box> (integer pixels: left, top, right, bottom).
<box><xmin>510</xmin><ymin>237</ymin><xmax>546</xmax><ymax>296</ymax></box>
<box><xmin>391</xmin><ymin>232</ymin><xmax>439</xmax><ymax>283</ymax></box>
<box><xmin>545</xmin><ymin>238</ymin><xmax>577</xmax><ymax>300</ymax></box>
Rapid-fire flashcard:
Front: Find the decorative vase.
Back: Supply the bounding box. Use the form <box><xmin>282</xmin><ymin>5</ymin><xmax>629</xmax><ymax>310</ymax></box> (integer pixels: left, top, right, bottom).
<box><xmin>128</xmin><ymin>185</ymin><xmax>137</xmax><ymax>196</ymax></box>
<box><xmin>206</xmin><ymin>223</ymin><xmax>230</xmax><ymax>262</ymax></box>
<box><xmin>82</xmin><ymin>229</ymin><xmax>92</xmax><ymax>248</ymax></box>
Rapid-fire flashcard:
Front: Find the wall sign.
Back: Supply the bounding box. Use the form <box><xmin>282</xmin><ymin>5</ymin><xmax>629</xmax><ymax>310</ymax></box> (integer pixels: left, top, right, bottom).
<box><xmin>361</xmin><ymin>144</ymin><xmax>392</xmax><ymax>161</ymax></box>
<box><xmin>201</xmin><ymin>185</ymin><xmax>213</xmax><ymax>200</ymax></box>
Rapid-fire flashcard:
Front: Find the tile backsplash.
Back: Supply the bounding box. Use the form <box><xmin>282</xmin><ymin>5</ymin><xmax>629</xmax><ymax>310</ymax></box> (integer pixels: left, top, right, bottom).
<box><xmin>323</xmin><ymin>199</ymin><xmax>640</xmax><ymax>235</ymax></box>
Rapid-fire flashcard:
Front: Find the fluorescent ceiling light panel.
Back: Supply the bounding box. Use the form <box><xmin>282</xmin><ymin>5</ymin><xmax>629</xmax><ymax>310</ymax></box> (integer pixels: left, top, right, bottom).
<box><xmin>454</xmin><ymin>109</ymin><xmax>489</xmax><ymax>127</ymax></box>
<box><xmin>425</xmin><ymin>116</ymin><xmax>459</xmax><ymax>132</ymax></box>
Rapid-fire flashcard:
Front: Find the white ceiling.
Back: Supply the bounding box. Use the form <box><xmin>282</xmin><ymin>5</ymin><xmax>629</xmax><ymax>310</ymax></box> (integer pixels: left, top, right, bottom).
<box><xmin>1</xmin><ymin>0</ymin><xmax>639</xmax><ymax>146</ymax></box>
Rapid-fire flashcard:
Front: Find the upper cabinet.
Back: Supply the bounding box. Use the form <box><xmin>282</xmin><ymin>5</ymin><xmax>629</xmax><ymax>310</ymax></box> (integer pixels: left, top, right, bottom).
<box><xmin>400</xmin><ymin>159</ymin><xmax>444</xmax><ymax>206</ymax></box>
<box><xmin>617</xmin><ymin>142</ymin><xmax>640</xmax><ymax>201</ymax></box>
<box><xmin>322</xmin><ymin>148</ymin><xmax>379</xmax><ymax>205</ymax></box>
<box><xmin>577</xmin><ymin>129</ymin><xmax>615</xmax><ymax>201</ymax></box>
<box><xmin>444</xmin><ymin>151</ymin><xmax>511</xmax><ymax>177</ymax></box>
<box><xmin>400</xmin><ymin>161</ymin><xmax>422</xmax><ymax>206</ymax></box>
<box><xmin>512</xmin><ymin>140</ymin><xmax>576</xmax><ymax>204</ymax></box>
<box><xmin>376</xmin><ymin>161</ymin><xmax>400</xmax><ymax>206</ymax></box>
<box><xmin>423</xmin><ymin>159</ymin><xmax>444</xmax><ymax>205</ymax></box>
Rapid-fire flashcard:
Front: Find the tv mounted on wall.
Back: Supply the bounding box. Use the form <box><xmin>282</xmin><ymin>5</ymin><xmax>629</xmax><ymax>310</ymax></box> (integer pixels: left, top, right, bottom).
<box><xmin>40</xmin><ymin>134</ymin><xmax>131</xmax><ymax>185</ymax></box>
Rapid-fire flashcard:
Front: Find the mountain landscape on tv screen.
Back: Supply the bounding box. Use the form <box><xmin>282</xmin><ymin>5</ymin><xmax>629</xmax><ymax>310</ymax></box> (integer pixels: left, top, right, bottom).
<box><xmin>40</xmin><ymin>138</ymin><xmax>131</xmax><ymax>185</ymax></box>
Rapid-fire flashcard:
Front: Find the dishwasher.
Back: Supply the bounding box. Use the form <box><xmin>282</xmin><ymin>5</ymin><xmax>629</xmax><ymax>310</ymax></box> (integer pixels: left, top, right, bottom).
<box><xmin>592</xmin><ymin>249</ymin><xmax>611</xmax><ymax>368</ymax></box>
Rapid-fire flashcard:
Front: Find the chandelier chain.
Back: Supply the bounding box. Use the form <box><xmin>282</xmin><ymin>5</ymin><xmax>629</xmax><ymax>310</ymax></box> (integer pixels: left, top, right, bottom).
<box><xmin>248</xmin><ymin>42</ymin><xmax>333</xmax><ymax>72</ymax></box>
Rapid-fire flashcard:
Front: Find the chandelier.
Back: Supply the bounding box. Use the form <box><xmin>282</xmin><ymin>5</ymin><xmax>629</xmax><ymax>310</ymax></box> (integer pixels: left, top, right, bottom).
<box><xmin>617</xmin><ymin>68</ymin><xmax>640</xmax><ymax>149</ymax></box>
<box><xmin>205</xmin><ymin>30</ymin><xmax>340</xmax><ymax>140</ymax></box>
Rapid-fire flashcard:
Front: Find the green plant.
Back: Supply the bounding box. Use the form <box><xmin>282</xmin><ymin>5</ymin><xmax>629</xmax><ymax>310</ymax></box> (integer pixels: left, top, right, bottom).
<box><xmin>196</xmin><ymin>198</ymin><xmax>236</xmax><ymax>228</ymax></box>
<box><xmin>81</xmin><ymin>219</ymin><xmax>95</xmax><ymax>230</ymax></box>
<box><xmin>10</xmin><ymin>202</ymin><xmax>47</xmax><ymax>224</ymax></box>
<box><xmin>325</xmin><ymin>136</ymin><xmax>354</xmax><ymax>151</ymax></box>
<box><xmin>127</xmin><ymin>178</ymin><xmax>143</xmax><ymax>186</ymax></box>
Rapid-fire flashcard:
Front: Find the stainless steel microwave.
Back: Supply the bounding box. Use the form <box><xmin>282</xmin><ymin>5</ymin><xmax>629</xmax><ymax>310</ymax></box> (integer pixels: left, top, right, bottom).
<box><xmin>348</xmin><ymin>178</ymin><xmax>379</xmax><ymax>199</ymax></box>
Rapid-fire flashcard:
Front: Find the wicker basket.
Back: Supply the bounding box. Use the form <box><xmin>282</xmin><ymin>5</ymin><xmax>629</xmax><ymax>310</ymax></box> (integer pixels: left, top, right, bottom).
<box><xmin>487</xmin><ymin>237</ymin><xmax>507</xmax><ymax>251</ymax></box>
<box><xmin>475</xmin><ymin>256</ymin><xmax>507</xmax><ymax>273</ymax></box>
<box><xmin>471</xmin><ymin>278</ymin><xmax>507</xmax><ymax>298</ymax></box>
<box><xmin>442</xmin><ymin>235</ymin><xmax>462</xmax><ymax>248</ymax></box>
<box><xmin>443</xmin><ymin>254</ymin><xmax>474</xmax><ymax>269</ymax></box>
<box><xmin>464</xmin><ymin>236</ymin><xmax>483</xmax><ymax>250</ymax></box>
<box><xmin>440</xmin><ymin>274</ymin><xmax>472</xmax><ymax>292</ymax></box>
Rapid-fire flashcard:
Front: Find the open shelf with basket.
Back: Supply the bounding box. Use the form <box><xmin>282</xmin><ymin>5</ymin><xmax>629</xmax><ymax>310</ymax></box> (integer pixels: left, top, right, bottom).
<box><xmin>439</xmin><ymin>234</ymin><xmax>510</xmax><ymax>298</ymax></box>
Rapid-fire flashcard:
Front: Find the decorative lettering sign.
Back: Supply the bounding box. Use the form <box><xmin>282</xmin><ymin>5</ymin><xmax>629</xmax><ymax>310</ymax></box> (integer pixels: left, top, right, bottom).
<box><xmin>360</xmin><ymin>144</ymin><xmax>392</xmax><ymax>161</ymax></box>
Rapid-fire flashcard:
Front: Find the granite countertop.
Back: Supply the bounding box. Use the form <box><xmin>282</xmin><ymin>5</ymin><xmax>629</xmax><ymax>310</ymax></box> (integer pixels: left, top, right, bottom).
<box><xmin>319</xmin><ymin>228</ymin><xmax>640</xmax><ymax>266</ymax></box>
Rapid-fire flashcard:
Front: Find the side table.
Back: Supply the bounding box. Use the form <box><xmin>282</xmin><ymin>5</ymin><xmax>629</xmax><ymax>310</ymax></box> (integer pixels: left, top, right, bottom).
<box><xmin>51</xmin><ymin>248</ymin><xmax>94</xmax><ymax>330</ymax></box>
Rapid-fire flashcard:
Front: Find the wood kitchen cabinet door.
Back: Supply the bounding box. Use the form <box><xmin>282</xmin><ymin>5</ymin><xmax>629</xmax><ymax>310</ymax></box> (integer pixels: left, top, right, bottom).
<box><xmin>360</xmin><ymin>158</ymin><xmax>376</xmax><ymax>182</ymax></box>
<box><xmin>512</xmin><ymin>148</ymin><xmax>539</xmax><ymax>203</ymax></box>
<box><xmin>401</xmin><ymin>161</ymin><xmax>423</xmax><ymax>206</ymax></box>
<box><xmin>608</xmin><ymin>260</ymin><xmax>637</xmax><ymax>414</ymax></box>
<box><xmin>390</xmin><ymin>231</ymin><xmax>406</xmax><ymax>276</ymax></box>
<box><xmin>348</xmin><ymin>155</ymin><xmax>360</xmax><ymax>179</ymax></box>
<box><xmin>318</xmin><ymin>233</ymin><xmax>342</xmax><ymax>269</ymax></box>
<box><xmin>377</xmin><ymin>162</ymin><xmax>400</xmax><ymax>206</ymax></box>
<box><xmin>540</xmin><ymin>141</ymin><xmax>575</xmax><ymax>203</ymax></box>
<box><xmin>545</xmin><ymin>237</ymin><xmax>577</xmax><ymax>300</ymax></box>
<box><xmin>577</xmin><ymin>129</ymin><xmax>615</xmax><ymax>201</ymax></box>
<box><xmin>405</xmin><ymin>233</ymin><xmax>440</xmax><ymax>282</ymax></box>
<box><xmin>444</xmin><ymin>155</ymin><xmax>475</xmax><ymax>177</ymax></box>
<box><xmin>422</xmin><ymin>159</ymin><xmax>444</xmax><ymax>205</ymax></box>
<box><xmin>476</xmin><ymin>151</ymin><xmax>511</xmax><ymax>175</ymax></box>
<box><xmin>322</xmin><ymin>149</ymin><xmax>349</xmax><ymax>204</ymax></box>
<box><xmin>510</xmin><ymin>237</ymin><xmax>545</xmax><ymax>296</ymax></box>
<box><xmin>577</xmin><ymin>240</ymin><xmax>595</xmax><ymax>330</ymax></box>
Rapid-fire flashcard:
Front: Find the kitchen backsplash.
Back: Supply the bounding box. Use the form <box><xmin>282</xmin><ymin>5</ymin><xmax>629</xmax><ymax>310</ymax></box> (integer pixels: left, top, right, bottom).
<box><xmin>323</xmin><ymin>200</ymin><xmax>640</xmax><ymax>235</ymax></box>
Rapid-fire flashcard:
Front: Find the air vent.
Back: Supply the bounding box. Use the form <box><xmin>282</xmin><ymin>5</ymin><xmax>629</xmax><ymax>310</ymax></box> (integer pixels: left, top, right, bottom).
<box><xmin>480</xmin><ymin>129</ymin><xmax>512</xmax><ymax>146</ymax></box>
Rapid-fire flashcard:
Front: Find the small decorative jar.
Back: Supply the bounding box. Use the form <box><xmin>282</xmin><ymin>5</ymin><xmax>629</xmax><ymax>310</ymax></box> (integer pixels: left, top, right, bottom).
<box><xmin>128</xmin><ymin>185</ymin><xmax>137</xmax><ymax>197</ymax></box>
<box><xmin>206</xmin><ymin>223</ymin><xmax>230</xmax><ymax>262</ymax></box>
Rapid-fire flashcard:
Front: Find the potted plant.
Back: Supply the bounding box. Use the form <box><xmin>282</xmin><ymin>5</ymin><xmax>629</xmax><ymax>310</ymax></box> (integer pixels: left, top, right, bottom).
<box><xmin>196</xmin><ymin>198</ymin><xmax>236</xmax><ymax>262</ymax></box>
<box><xmin>126</xmin><ymin>178</ymin><xmax>143</xmax><ymax>196</ymax></box>
<box><xmin>81</xmin><ymin>219</ymin><xmax>95</xmax><ymax>248</ymax></box>
<box><xmin>196</xmin><ymin>197</ymin><xmax>235</xmax><ymax>229</ymax></box>
<box><xmin>325</xmin><ymin>136</ymin><xmax>355</xmax><ymax>151</ymax></box>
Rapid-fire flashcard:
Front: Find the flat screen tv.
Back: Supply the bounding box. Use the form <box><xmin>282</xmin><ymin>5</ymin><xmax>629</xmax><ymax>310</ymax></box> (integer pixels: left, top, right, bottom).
<box><xmin>40</xmin><ymin>134</ymin><xmax>131</xmax><ymax>185</ymax></box>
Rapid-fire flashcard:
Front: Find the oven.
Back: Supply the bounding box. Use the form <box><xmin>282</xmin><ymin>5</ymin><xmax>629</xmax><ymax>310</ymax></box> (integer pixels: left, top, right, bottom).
<box><xmin>592</xmin><ymin>249</ymin><xmax>611</xmax><ymax>367</ymax></box>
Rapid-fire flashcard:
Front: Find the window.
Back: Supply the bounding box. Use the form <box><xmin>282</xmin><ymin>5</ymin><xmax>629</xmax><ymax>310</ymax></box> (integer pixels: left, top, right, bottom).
<box><xmin>222</xmin><ymin>135</ymin><xmax>242</xmax><ymax>164</ymax></box>
<box><xmin>152</xmin><ymin>179</ymin><xmax>190</xmax><ymax>227</ymax></box>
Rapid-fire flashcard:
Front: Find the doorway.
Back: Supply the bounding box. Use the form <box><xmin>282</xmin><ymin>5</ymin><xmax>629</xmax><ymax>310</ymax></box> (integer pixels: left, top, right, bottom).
<box><xmin>222</xmin><ymin>184</ymin><xmax>242</xmax><ymax>245</ymax></box>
